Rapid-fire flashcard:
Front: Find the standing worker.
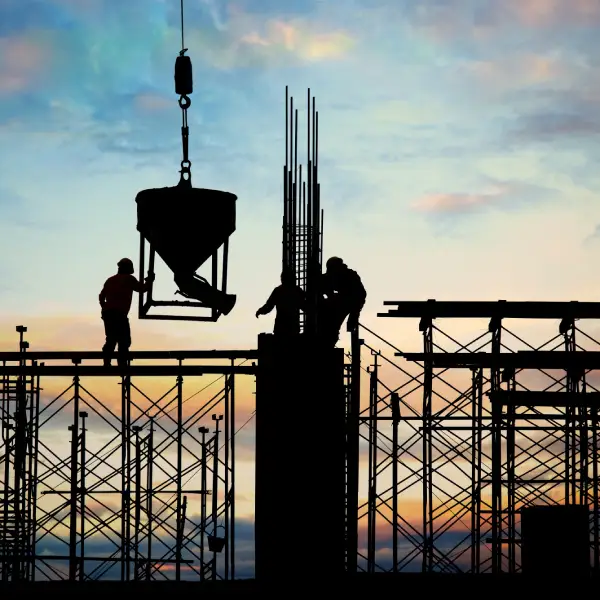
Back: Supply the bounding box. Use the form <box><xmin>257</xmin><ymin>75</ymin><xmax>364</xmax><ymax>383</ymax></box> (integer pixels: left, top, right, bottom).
<box><xmin>256</xmin><ymin>270</ymin><xmax>306</xmax><ymax>339</ymax></box>
<box><xmin>99</xmin><ymin>258</ymin><xmax>154</xmax><ymax>367</ymax></box>
<box><xmin>319</xmin><ymin>256</ymin><xmax>367</xmax><ymax>347</ymax></box>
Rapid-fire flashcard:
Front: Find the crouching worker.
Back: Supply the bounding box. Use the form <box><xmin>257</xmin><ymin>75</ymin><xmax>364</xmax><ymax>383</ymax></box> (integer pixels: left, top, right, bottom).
<box><xmin>99</xmin><ymin>258</ymin><xmax>154</xmax><ymax>367</ymax></box>
<box><xmin>319</xmin><ymin>256</ymin><xmax>367</xmax><ymax>347</ymax></box>
<box><xmin>256</xmin><ymin>270</ymin><xmax>306</xmax><ymax>339</ymax></box>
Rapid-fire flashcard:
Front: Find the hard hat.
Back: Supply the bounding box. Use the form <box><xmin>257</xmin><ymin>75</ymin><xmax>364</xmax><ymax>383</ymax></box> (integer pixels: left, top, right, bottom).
<box><xmin>118</xmin><ymin>258</ymin><xmax>134</xmax><ymax>268</ymax></box>
<box><xmin>326</xmin><ymin>256</ymin><xmax>344</xmax><ymax>270</ymax></box>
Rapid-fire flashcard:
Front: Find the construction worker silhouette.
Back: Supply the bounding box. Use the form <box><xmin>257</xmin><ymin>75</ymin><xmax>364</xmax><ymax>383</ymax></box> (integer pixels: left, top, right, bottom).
<box><xmin>319</xmin><ymin>257</ymin><xmax>366</xmax><ymax>347</ymax></box>
<box><xmin>99</xmin><ymin>258</ymin><xmax>154</xmax><ymax>367</ymax></box>
<box><xmin>256</xmin><ymin>270</ymin><xmax>306</xmax><ymax>337</ymax></box>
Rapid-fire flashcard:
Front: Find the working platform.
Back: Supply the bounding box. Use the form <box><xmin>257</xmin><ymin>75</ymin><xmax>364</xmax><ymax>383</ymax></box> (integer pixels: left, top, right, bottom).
<box><xmin>489</xmin><ymin>390</ymin><xmax>600</xmax><ymax>407</ymax></box>
<box><xmin>398</xmin><ymin>351</ymin><xmax>600</xmax><ymax>369</ymax></box>
<box><xmin>0</xmin><ymin>350</ymin><xmax>257</xmax><ymax>361</ymax></box>
<box><xmin>0</xmin><ymin>365</ymin><xmax>255</xmax><ymax>376</ymax></box>
<box><xmin>379</xmin><ymin>300</ymin><xmax>600</xmax><ymax>319</ymax></box>
<box><xmin>0</xmin><ymin>349</ymin><xmax>257</xmax><ymax>376</ymax></box>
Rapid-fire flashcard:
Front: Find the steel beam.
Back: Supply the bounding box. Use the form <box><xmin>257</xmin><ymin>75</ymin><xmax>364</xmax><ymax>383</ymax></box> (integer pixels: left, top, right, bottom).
<box><xmin>0</xmin><ymin>365</ymin><xmax>255</xmax><ymax>377</ymax></box>
<box><xmin>0</xmin><ymin>350</ymin><xmax>257</xmax><ymax>362</ymax></box>
<box><xmin>398</xmin><ymin>351</ymin><xmax>600</xmax><ymax>369</ymax></box>
<box><xmin>489</xmin><ymin>391</ymin><xmax>600</xmax><ymax>407</ymax></box>
<box><xmin>379</xmin><ymin>300</ymin><xmax>600</xmax><ymax>320</ymax></box>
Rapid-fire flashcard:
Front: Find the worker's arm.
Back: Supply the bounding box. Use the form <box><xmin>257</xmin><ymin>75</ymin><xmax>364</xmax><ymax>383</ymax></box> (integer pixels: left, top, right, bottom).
<box><xmin>347</xmin><ymin>273</ymin><xmax>367</xmax><ymax>332</ymax></box>
<box><xmin>320</xmin><ymin>273</ymin><xmax>335</xmax><ymax>299</ymax></box>
<box><xmin>131</xmin><ymin>273</ymin><xmax>155</xmax><ymax>293</ymax></box>
<box><xmin>255</xmin><ymin>289</ymin><xmax>277</xmax><ymax>318</ymax></box>
<box><xmin>99</xmin><ymin>286</ymin><xmax>106</xmax><ymax>307</ymax></box>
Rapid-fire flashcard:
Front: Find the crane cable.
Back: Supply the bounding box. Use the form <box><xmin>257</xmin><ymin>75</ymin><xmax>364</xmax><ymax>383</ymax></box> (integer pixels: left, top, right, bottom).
<box><xmin>175</xmin><ymin>0</ymin><xmax>193</xmax><ymax>187</ymax></box>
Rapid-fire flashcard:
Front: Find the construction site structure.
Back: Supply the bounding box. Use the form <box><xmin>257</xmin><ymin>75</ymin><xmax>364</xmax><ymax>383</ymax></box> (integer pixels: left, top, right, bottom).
<box><xmin>2</xmin><ymin>82</ymin><xmax>600</xmax><ymax>581</ymax></box>
<box><xmin>2</xmin><ymin>302</ymin><xmax>600</xmax><ymax>580</ymax></box>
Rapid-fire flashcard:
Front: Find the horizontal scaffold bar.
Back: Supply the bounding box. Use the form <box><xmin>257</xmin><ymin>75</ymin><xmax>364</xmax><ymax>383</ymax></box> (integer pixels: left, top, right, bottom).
<box><xmin>489</xmin><ymin>390</ymin><xmax>600</xmax><ymax>407</ymax></box>
<box><xmin>379</xmin><ymin>300</ymin><xmax>600</xmax><ymax>319</ymax></box>
<box><xmin>0</xmin><ymin>349</ymin><xmax>258</xmax><ymax>362</ymax></box>
<box><xmin>398</xmin><ymin>351</ymin><xmax>600</xmax><ymax>369</ymax></box>
<box><xmin>0</xmin><ymin>365</ymin><xmax>255</xmax><ymax>377</ymax></box>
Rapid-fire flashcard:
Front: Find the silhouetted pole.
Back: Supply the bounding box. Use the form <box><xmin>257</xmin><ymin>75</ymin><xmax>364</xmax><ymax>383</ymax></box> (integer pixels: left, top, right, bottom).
<box><xmin>391</xmin><ymin>392</ymin><xmax>400</xmax><ymax>573</ymax></box>
<box><xmin>79</xmin><ymin>411</ymin><xmax>88</xmax><ymax>582</ymax></box>
<box><xmin>146</xmin><ymin>418</ymin><xmax>154</xmax><ymax>581</ymax></box>
<box><xmin>120</xmin><ymin>375</ymin><xmax>132</xmax><ymax>581</ymax></box>
<box><xmin>176</xmin><ymin>370</ymin><xmax>183</xmax><ymax>581</ymax></box>
<box><xmin>346</xmin><ymin>327</ymin><xmax>361</xmax><ymax>574</ymax></box>
<box><xmin>133</xmin><ymin>425</ymin><xmax>142</xmax><ymax>580</ymax></box>
<box><xmin>68</xmin><ymin>363</ymin><xmax>80</xmax><ymax>582</ymax></box>
<box><xmin>211</xmin><ymin>414</ymin><xmax>222</xmax><ymax>581</ymax></box>
<box><xmin>199</xmin><ymin>426</ymin><xmax>209</xmax><ymax>581</ymax></box>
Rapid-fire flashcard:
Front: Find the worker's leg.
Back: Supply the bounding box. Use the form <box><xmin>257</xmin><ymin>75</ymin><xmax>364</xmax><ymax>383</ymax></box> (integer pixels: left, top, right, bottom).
<box><xmin>101</xmin><ymin>310</ymin><xmax>118</xmax><ymax>366</ymax></box>
<box><xmin>332</xmin><ymin>308</ymin><xmax>350</xmax><ymax>346</ymax></box>
<box><xmin>319</xmin><ymin>298</ymin><xmax>347</xmax><ymax>347</ymax></box>
<box><xmin>116</xmin><ymin>315</ymin><xmax>132</xmax><ymax>368</ymax></box>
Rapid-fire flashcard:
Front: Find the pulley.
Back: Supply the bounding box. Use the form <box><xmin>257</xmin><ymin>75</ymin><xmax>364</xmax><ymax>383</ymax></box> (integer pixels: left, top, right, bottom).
<box><xmin>175</xmin><ymin>49</ymin><xmax>193</xmax><ymax>96</ymax></box>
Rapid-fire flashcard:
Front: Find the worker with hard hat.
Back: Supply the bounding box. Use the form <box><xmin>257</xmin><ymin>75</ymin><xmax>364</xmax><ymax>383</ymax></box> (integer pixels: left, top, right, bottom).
<box><xmin>319</xmin><ymin>256</ymin><xmax>366</xmax><ymax>347</ymax></box>
<box><xmin>255</xmin><ymin>269</ymin><xmax>306</xmax><ymax>337</ymax></box>
<box><xmin>99</xmin><ymin>258</ymin><xmax>154</xmax><ymax>367</ymax></box>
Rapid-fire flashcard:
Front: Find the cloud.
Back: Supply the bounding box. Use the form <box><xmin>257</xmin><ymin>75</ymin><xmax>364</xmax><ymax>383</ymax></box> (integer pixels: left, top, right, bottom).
<box><xmin>513</xmin><ymin>112</ymin><xmax>600</xmax><ymax>141</ymax></box>
<box><xmin>134</xmin><ymin>92</ymin><xmax>173</xmax><ymax>112</ymax></box>
<box><xmin>32</xmin><ymin>515</ymin><xmax>256</xmax><ymax>579</ymax></box>
<box><xmin>0</xmin><ymin>34</ymin><xmax>50</xmax><ymax>95</ymax></box>
<box><xmin>407</xmin><ymin>0</ymin><xmax>600</xmax><ymax>41</ymax></box>
<box><xmin>506</xmin><ymin>0</ymin><xmax>600</xmax><ymax>28</ymax></box>
<box><xmin>412</xmin><ymin>179</ymin><xmax>555</xmax><ymax>216</ymax></box>
<box><xmin>238</xmin><ymin>19</ymin><xmax>354</xmax><ymax>62</ymax></box>
<box><xmin>464</xmin><ymin>52</ymin><xmax>567</xmax><ymax>92</ymax></box>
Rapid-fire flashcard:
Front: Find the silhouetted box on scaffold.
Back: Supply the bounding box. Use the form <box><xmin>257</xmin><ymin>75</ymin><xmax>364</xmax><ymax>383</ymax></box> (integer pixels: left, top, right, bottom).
<box><xmin>521</xmin><ymin>504</ymin><xmax>589</xmax><ymax>576</ymax></box>
<box><xmin>255</xmin><ymin>333</ymin><xmax>346</xmax><ymax>582</ymax></box>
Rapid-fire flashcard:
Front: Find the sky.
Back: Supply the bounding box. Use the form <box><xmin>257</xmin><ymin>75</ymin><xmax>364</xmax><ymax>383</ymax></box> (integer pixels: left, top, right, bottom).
<box><xmin>2</xmin><ymin>0</ymin><xmax>600</xmax><ymax>578</ymax></box>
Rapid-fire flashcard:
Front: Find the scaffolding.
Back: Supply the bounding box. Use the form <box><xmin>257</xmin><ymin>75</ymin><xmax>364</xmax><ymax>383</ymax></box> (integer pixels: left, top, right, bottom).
<box><xmin>351</xmin><ymin>300</ymin><xmax>600</xmax><ymax>574</ymax></box>
<box><xmin>0</xmin><ymin>328</ymin><xmax>256</xmax><ymax>581</ymax></box>
<box><xmin>3</xmin><ymin>300</ymin><xmax>600</xmax><ymax>580</ymax></box>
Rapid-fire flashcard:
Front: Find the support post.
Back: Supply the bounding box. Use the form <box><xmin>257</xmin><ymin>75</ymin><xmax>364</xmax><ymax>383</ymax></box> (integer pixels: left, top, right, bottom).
<box><xmin>255</xmin><ymin>333</ymin><xmax>346</xmax><ymax>582</ymax></box>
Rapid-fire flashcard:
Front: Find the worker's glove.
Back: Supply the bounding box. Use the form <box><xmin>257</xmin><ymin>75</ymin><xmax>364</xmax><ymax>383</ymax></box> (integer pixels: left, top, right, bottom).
<box><xmin>255</xmin><ymin>310</ymin><xmax>261</xmax><ymax>318</ymax></box>
<box><xmin>146</xmin><ymin>272</ymin><xmax>155</xmax><ymax>282</ymax></box>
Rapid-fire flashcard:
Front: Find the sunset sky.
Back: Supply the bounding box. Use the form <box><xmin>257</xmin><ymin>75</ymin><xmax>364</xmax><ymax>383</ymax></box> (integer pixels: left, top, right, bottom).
<box><xmin>2</xmin><ymin>0</ymin><xmax>600</xmax><ymax>353</ymax></box>
<box><xmin>1</xmin><ymin>0</ymin><xmax>600</xmax><ymax>577</ymax></box>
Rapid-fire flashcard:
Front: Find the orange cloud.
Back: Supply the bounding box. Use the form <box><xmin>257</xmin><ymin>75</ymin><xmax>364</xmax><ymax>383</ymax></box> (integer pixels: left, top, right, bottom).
<box><xmin>190</xmin><ymin>7</ymin><xmax>355</xmax><ymax>69</ymax></box>
<box><xmin>0</xmin><ymin>36</ymin><xmax>50</xmax><ymax>96</ymax></box>
<box><xmin>412</xmin><ymin>185</ymin><xmax>510</xmax><ymax>214</ymax></box>
<box><xmin>465</xmin><ymin>53</ymin><xmax>566</xmax><ymax>91</ymax></box>
<box><xmin>134</xmin><ymin>93</ymin><xmax>174</xmax><ymax>112</ymax></box>
<box><xmin>508</xmin><ymin>0</ymin><xmax>600</xmax><ymax>27</ymax></box>
<box><xmin>238</xmin><ymin>19</ymin><xmax>354</xmax><ymax>61</ymax></box>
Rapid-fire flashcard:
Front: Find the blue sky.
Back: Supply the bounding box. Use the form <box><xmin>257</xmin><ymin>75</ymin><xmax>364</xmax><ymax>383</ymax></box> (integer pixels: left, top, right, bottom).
<box><xmin>2</xmin><ymin>0</ymin><xmax>600</xmax><ymax>351</ymax></box>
